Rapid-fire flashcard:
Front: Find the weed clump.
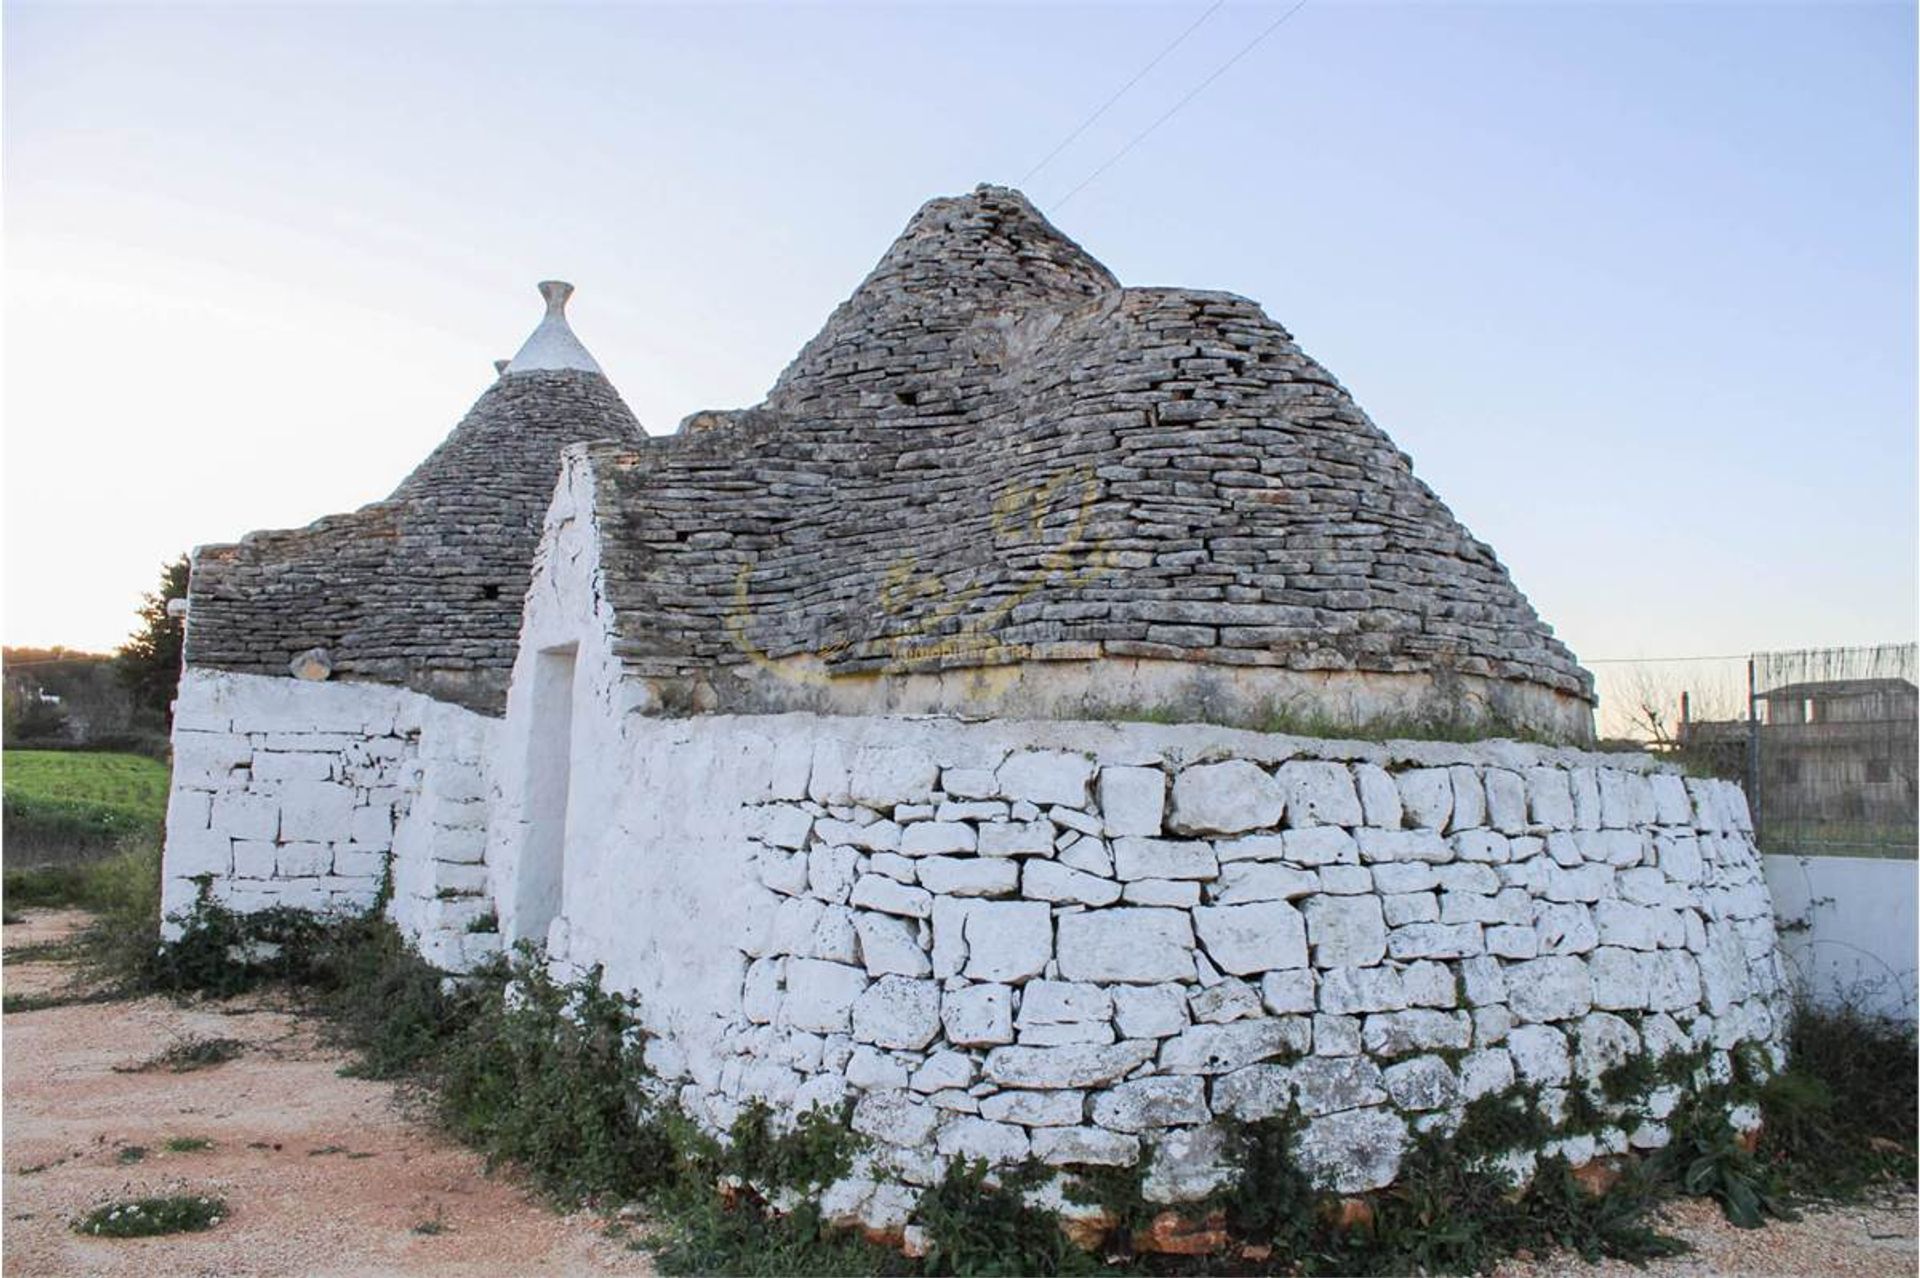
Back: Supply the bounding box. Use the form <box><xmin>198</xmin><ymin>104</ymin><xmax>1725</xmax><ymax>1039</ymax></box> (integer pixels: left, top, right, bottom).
<box><xmin>73</xmin><ymin>1194</ymin><xmax>226</xmax><ymax>1238</ymax></box>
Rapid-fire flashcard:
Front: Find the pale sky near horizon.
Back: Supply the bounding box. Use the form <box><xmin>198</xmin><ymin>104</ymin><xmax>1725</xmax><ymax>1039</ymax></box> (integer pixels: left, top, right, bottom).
<box><xmin>5</xmin><ymin>0</ymin><xmax>1915</xmax><ymax>735</ymax></box>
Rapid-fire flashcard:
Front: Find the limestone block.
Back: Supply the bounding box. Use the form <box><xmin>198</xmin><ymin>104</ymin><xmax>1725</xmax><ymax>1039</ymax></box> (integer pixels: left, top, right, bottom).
<box><xmin>1019</xmin><ymin>1021</ymin><xmax>1115</xmax><ymax>1047</ymax></box>
<box><xmin>1453</xmin><ymin>830</ymin><xmax>1510</xmax><ymax>864</ymax></box>
<box><xmin>803</xmin><ymin>844</ymin><xmax>858</xmax><ymax>903</ymax></box>
<box><xmin>1304</xmin><ymin>896</ymin><xmax>1387</xmax><ymax>968</ymax></box>
<box><xmin>938</xmin><ymin>800</ymin><xmax>1008</xmax><ymax>823</ymax></box>
<box><xmin>1314</xmin><ymin>1015</ymin><xmax>1362</xmax><ymax>1056</ymax></box>
<box><xmin>1474</xmin><ymin>1004</ymin><xmax>1514</xmax><ymax>1046</ymax></box>
<box><xmin>982</xmin><ymin>1040</ymin><xmax>1158</xmax><ymax>1089</ymax></box>
<box><xmin>1362</xmin><ymin>1009</ymin><xmax>1472</xmax><ymax>1056</ymax></box>
<box><xmin>811</xmin><ymin>905</ymin><xmax>862</xmax><ymax>964</ymax></box>
<box><xmin>1460</xmin><ymin>1048</ymin><xmax>1516</xmax><ymax>1100</ymax></box>
<box><xmin>849</xmin><ymin>746</ymin><xmax>939</xmax><ymax>808</ymax></box>
<box><xmin>252</xmin><ymin>751</ymin><xmax>335</xmax><ymax>783</ymax></box>
<box><xmin>1384</xmin><ymin>1055</ymin><xmax>1459</xmax><ymax>1111</ymax></box>
<box><xmin>867</xmin><ymin>853</ymin><xmax>917</xmax><ymax>883</ymax></box>
<box><xmin>279</xmin><ymin>780</ymin><xmax>355</xmax><ymax>842</ymax></box>
<box><xmin>1256</xmin><ymin>969</ymin><xmax>1313</xmax><ymax>1016</ymax></box>
<box><xmin>1647</xmin><ymin>950</ymin><xmax>1702</xmax><ymax>1011</ymax></box>
<box><xmin>1648</xmin><ymin>774</ymin><xmax>1693</xmax><ymax>826</ymax></box>
<box><xmin>1435</xmin><ymin>863</ymin><xmax>1500</xmax><ymax>894</ymax></box>
<box><xmin>918</xmin><ymin>857</ymin><xmax>1018</xmax><ymax>898</ymax></box>
<box><xmin>849</xmin><ymin>875</ymin><xmax>933</xmax><ymax>919</ymax></box>
<box><xmin>1536</xmin><ymin>903</ymin><xmax>1599</xmax><ymax>956</ymax></box>
<box><xmin>1113</xmin><ymin>984</ymin><xmax>1190</xmax><ymax>1039</ymax></box>
<box><xmin>845</xmin><ymin>1045</ymin><xmax>911</xmax><ymax>1091</ymax></box>
<box><xmin>1318</xmin><ymin>966</ymin><xmax>1406</xmax><ymax>1015</ymax></box>
<box><xmin>854</xmin><ymin>913</ymin><xmax>931</xmax><ymax>978</ymax></box>
<box><xmin>1657</xmin><ymin>833</ymin><xmax>1703</xmax><ymax>884</ymax></box>
<box><xmin>1051</xmin><ymin>807</ymin><xmax>1103</xmax><ymax>838</ymax></box>
<box><xmin>1122</xmin><ymin>879</ymin><xmax>1200</xmax><ymax>907</ymax></box>
<box><xmin>1142</xmin><ymin>1124</ymin><xmax>1233</xmax><ymax>1203</ymax></box>
<box><xmin>852</xmin><ymin>976</ymin><xmax>942</xmax><ymax>1049</ymax></box>
<box><xmin>1033</xmin><ymin>1126</ymin><xmax>1140</xmax><ymax>1167</ymax></box>
<box><xmin>758</xmin><ymin>848</ymin><xmax>810</xmax><ymax>897</ymax></box>
<box><xmin>1019</xmin><ymin>980</ymin><xmax>1114</xmax><ymax>1027</ymax></box>
<box><xmin>1353</xmin><ymin>764</ymin><xmax>1402</xmax><ymax>830</ymax></box>
<box><xmin>1213</xmin><ymin>863</ymin><xmax>1318</xmax><ymax>904</ymax></box>
<box><xmin>997</xmin><ymin>751</ymin><xmax>1094</xmax><ymax>809</ymax></box>
<box><xmin>977</xmin><ymin>821</ymin><xmax>1056</xmax><ymax>858</ymax></box>
<box><xmin>1589</xmin><ymin>947</ymin><xmax>1650</xmax><ymax>1010</ymax></box>
<box><xmin>1486</xmin><ymin>924</ymin><xmax>1539</xmax><ymax>959</ymax></box>
<box><xmin>1280</xmin><ymin>827</ymin><xmax>1359</xmax><ymax>866</ymax></box>
<box><xmin>1482</xmin><ymin>770</ymin><xmax>1528</xmax><ymax>834</ymax></box>
<box><xmin>167</xmin><ymin>828</ymin><xmax>232</xmax><ymax>878</ymax></box>
<box><xmin>274</xmin><ymin>842</ymin><xmax>331</xmax><ymax>877</ymax></box>
<box><xmin>1098</xmin><ymin>765</ymin><xmax>1167</xmax><ymax>837</ymax></box>
<box><xmin>979</xmin><ymin>1089</ymin><xmax>1086</xmax><ymax>1127</ymax></box>
<box><xmin>1112</xmin><ymin>837</ymin><xmax>1216</xmax><ymax>881</ymax></box>
<box><xmin>1279</xmin><ymin>761</ymin><xmax>1362</xmax><ymax>828</ymax></box>
<box><xmin>941</xmin><ymin>983</ymin><xmax>1013</xmax><ymax>1045</ymax></box>
<box><xmin>1056</xmin><ymin>909</ymin><xmax>1196</xmax><ymax>983</ymax></box>
<box><xmin>1386</xmin><ymin>922</ymin><xmax>1482</xmax><ymax>961</ymax></box>
<box><xmin>962</xmin><ymin>901</ymin><xmax>1051</xmax><ymax>982</ymax></box>
<box><xmin>1022</xmin><ymin>860</ymin><xmax>1121</xmax><ymax>907</ymax></box>
<box><xmin>348</xmin><ymin>804</ymin><xmax>393</xmax><ymax>850</ymax></box>
<box><xmin>1544</xmin><ymin>864</ymin><xmax>1612</xmax><ymax>903</ymax></box>
<box><xmin>1190</xmin><ymin>978</ymin><xmax>1261</xmax><ymax>1025</ymax></box>
<box><xmin>752</xmin><ymin>805</ymin><xmax>814</xmax><ymax>850</ymax></box>
<box><xmin>816</xmin><ymin>818</ymin><xmax>901</xmax><ymax>853</ymax></box>
<box><xmin>853</xmin><ymin>1089</ymin><xmax>939</xmax><ymax>1147</ymax></box>
<box><xmin>900</xmin><ymin>822</ymin><xmax>976</xmax><ymax>857</ymax></box>
<box><xmin>1291</xmin><ymin>1055</ymin><xmax>1385</xmax><ymax>1115</ymax></box>
<box><xmin>942</xmin><ymin>767</ymin><xmax>997</xmax><ymax>799</ymax></box>
<box><xmin>1395</xmin><ymin>769</ymin><xmax>1453</xmax><ymax>831</ymax></box>
<box><xmin>743</xmin><ymin>957</ymin><xmax>785</xmax><ymax>1023</ymax></box>
<box><xmin>1091</xmin><ymin>1077</ymin><xmax>1208</xmax><ymax>1131</ymax></box>
<box><xmin>912</xmin><ymin>1052</ymin><xmax>975</xmax><ymax>1093</ymax></box>
<box><xmin>1574</xmin><ymin>1012</ymin><xmax>1641</xmax><ymax>1084</ymax></box>
<box><xmin>782</xmin><ymin>959</ymin><xmax>869</xmax><ymax>1033</ymax></box>
<box><xmin>431</xmin><ymin>826</ymin><xmax>486</xmax><ymax>864</ymax></box>
<box><xmin>1505</xmin><ymin>1024</ymin><xmax>1571</xmax><ymax>1085</ymax></box>
<box><xmin>1524</xmin><ymin>768</ymin><xmax>1576</xmax><ymax>828</ymax></box>
<box><xmin>1357</xmin><ymin>829</ymin><xmax>1451</xmax><ymax>864</ymax></box>
<box><xmin>1506</xmin><ymin>957</ymin><xmax>1593</xmax><ymax>1023</ymax></box>
<box><xmin>1372</xmin><ymin>863</ymin><xmax>1438</xmax><ymax>894</ymax></box>
<box><xmin>1159</xmin><ymin>1018</ymin><xmax>1307</xmax><ymax>1074</ymax></box>
<box><xmin>1401</xmin><ymin>961</ymin><xmax>1456</xmax><ymax>1008</ymax></box>
<box><xmin>210</xmin><ymin>791</ymin><xmax>279</xmax><ymax>841</ymax></box>
<box><xmin>1383</xmin><ymin>892</ymin><xmax>1440</xmax><ymax>926</ymax></box>
<box><xmin>1058</xmin><ymin>837</ymin><xmax>1115</xmax><ymax>877</ymax></box>
<box><xmin>1296</xmin><ymin>1107</ymin><xmax>1408</xmax><ymax>1194</ymax></box>
<box><xmin>1593</xmin><ymin>901</ymin><xmax>1661</xmax><ymax>951</ymax></box>
<box><xmin>1448</xmin><ymin>767</ymin><xmax>1486</xmax><ymax>832</ymax></box>
<box><xmin>1193</xmin><ymin>901</ymin><xmax>1307</xmax><ymax>976</ymax></box>
<box><xmin>1169</xmin><ymin>761</ymin><xmax>1284</xmax><ymax>834</ymax></box>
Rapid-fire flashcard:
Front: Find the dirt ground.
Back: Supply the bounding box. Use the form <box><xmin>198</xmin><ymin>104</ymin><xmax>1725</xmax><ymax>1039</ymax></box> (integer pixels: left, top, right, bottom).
<box><xmin>1</xmin><ymin>909</ymin><xmax>650</xmax><ymax>1277</ymax></box>
<box><xmin>3</xmin><ymin>908</ymin><xmax>1913</xmax><ymax>1277</ymax></box>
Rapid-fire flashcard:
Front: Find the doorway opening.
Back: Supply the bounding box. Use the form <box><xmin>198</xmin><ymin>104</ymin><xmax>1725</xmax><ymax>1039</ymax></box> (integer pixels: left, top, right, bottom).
<box><xmin>517</xmin><ymin>644</ymin><xmax>577</xmax><ymax>945</ymax></box>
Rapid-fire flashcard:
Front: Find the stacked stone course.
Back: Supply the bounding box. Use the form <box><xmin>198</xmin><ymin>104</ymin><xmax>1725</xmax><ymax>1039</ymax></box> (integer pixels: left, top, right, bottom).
<box><xmin>674</xmin><ymin>726</ymin><xmax>1786</xmax><ymax>1221</ymax></box>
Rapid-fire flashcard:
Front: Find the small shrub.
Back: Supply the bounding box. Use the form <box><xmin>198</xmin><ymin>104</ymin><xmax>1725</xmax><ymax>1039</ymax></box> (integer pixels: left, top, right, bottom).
<box><xmin>121</xmin><ymin>1035</ymin><xmax>245</xmax><ymax>1074</ymax></box>
<box><xmin>164</xmin><ymin>1137</ymin><xmax>213</xmax><ymax>1153</ymax></box>
<box><xmin>116</xmin><ymin>1145</ymin><xmax>148</xmax><ymax>1164</ymax></box>
<box><xmin>73</xmin><ymin>1194</ymin><xmax>226</xmax><ymax>1237</ymax></box>
<box><xmin>1759</xmin><ymin>1000</ymin><xmax>1918</xmax><ymax>1198</ymax></box>
<box><xmin>912</xmin><ymin>1160</ymin><xmax>1099</xmax><ymax>1277</ymax></box>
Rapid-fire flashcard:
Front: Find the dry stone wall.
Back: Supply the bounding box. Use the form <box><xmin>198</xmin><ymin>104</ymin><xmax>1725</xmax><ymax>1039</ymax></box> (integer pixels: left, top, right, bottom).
<box><xmin>574</xmin><ymin>714</ymin><xmax>1787</xmax><ymax>1227</ymax></box>
<box><xmin>162</xmin><ymin>669</ymin><xmax>503</xmax><ymax>971</ymax></box>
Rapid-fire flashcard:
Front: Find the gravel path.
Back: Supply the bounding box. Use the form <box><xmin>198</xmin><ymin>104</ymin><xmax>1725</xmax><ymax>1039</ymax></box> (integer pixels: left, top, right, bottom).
<box><xmin>1</xmin><ymin>909</ymin><xmax>651</xmax><ymax>1276</ymax></box>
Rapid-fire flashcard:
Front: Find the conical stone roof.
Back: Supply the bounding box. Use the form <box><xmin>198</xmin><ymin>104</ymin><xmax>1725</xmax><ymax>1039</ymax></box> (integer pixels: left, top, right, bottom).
<box><xmin>586</xmin><ymin>186</ymin><xmax>1594</xmax><ymax>738</ymax></box>
<box><xmin>185</xmin><ymin>284</ymin><xmax>643</xmax><ymax>713</ymax></box>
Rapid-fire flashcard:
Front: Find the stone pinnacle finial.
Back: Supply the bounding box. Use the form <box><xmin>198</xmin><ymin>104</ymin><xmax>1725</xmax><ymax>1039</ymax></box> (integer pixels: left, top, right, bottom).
<box><xmin>503</xmin><ymin>279</ymin><xmax>604</xmax><ymax>376</ymax></box>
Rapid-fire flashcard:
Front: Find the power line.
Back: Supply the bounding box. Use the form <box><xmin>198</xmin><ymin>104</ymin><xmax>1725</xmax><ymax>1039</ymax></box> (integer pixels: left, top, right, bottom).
<box><xmin>1019</xmin><ymin>0</ymin><xmax>1226</xmax><ymax>187</ymax></box>
<box><xmin>1052</xmin><ymin>0</ymin><xmax>1311</xmax><ymax>212</ymax></box>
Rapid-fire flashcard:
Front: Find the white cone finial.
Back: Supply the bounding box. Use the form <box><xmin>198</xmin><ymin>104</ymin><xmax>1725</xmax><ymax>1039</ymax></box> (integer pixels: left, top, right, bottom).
<box><xmin>503</xmin><ymin>279</ymin><xmax>604</xmax><ymax>375</ymax></box>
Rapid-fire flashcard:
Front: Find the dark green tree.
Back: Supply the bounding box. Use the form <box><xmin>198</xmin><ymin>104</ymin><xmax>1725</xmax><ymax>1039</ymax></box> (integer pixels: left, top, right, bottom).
<box><xmin>117</xmin><ymin>556</ymin><xmax>189</xmax><ymax>728</ymax></box>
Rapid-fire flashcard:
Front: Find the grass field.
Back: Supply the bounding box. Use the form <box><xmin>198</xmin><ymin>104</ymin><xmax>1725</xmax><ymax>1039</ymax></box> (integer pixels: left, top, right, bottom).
<box><xmin>3</xmin><ymin>750</ymin><xmax>170</xmax><ymax>864</ymax></box>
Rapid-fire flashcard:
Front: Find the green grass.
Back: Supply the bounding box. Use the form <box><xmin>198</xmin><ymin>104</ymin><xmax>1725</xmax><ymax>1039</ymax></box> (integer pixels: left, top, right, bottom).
<box><xmin>2</xmin><ymin>750</ymin><xmax>169</xmax><ymax>863</ymax></box>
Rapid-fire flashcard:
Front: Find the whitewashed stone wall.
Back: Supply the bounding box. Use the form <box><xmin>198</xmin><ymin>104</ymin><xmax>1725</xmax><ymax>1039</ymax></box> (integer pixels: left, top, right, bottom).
<box><xmin>162</xmin><ymin>668</ymin><xmax>502</xmax><ymax>970</ymax></box>
<box><xmin>522</xmin><ymin>709</ymin><xmax>1788</xmax><ymax>1223</ymax></box>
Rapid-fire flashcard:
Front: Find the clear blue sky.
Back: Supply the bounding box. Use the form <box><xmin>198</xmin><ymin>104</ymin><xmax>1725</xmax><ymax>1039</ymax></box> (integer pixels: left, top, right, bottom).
<box><xmin>6</xmin><ymin>1</ymin><xmax>1914</xmax><ymax>732</ymax></box>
